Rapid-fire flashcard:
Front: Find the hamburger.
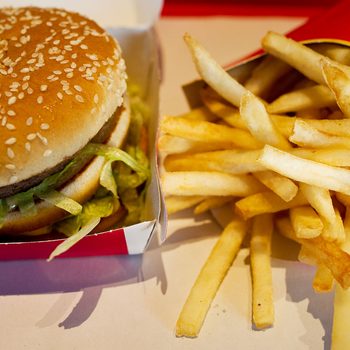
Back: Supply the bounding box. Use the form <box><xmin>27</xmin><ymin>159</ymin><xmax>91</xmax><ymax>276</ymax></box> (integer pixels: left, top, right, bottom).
<box><xmin>0</xmin><ymin>7</ymin><xmax>149</xmax><ymax>250</ymax></box>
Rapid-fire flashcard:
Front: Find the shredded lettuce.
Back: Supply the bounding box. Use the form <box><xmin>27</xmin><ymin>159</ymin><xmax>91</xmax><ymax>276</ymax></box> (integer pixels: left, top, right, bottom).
<box><xmin>4</xmin><ymin>143</ymin><xmax>148</xmax><ymax>217</ymax></box>
<box><xmin>38</xmin><ymin>191</ymin><xmax>82</xmax><ymax>215</ymax></box>
<box><xmin>100</xmin><ymin>160</ymin><xmax>117</xmax><ymax>197</ymax></box>
<box><xmin>0</xmin><ymin>199</ymin><xmax>8</xmax><ymax>228</ymax></box>
<box><xmin>55</xmin><ymin>195</ymin><xmax>117</xmax><ymax>237</ymax></box>
<box><xmin>48</xmin><ymin>217</ymin><xmax>101</xmax><ymax>261</ymax></box>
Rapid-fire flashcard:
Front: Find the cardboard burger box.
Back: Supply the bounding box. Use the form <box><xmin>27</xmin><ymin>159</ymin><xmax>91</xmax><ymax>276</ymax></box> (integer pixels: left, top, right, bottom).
<box><xmin>0</xmin><ymin>0</ymin><xmax>166</xmax><ymax>260</ymax></box>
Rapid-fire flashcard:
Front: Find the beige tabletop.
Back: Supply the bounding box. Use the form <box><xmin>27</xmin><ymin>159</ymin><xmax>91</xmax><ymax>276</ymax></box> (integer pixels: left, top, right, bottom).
<box><xmin>0</xmin><ymin>13</ymin><xmax>334</xmax><ymax>350</ymax></box>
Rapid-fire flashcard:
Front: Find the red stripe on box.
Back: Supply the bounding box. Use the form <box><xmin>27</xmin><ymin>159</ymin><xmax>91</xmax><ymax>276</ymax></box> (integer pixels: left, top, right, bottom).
<box><xmin>0</xmin><ymin>228</ymin><xmax>129</xmax><ymax>260</ymax></box>
<box><xmin>161</xmin><ymin>0</ymin><xmax>335</xmax><ymax>17</ymax></box>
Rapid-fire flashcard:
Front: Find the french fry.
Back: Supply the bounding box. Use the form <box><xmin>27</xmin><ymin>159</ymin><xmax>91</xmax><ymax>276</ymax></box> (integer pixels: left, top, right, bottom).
<box><xmin>194</xmin><ymin>196</ymin><xmax>234</xmax><ymax>215</ymax></box>
<box><xmin>268</xmin><ymin>85</ymin><xmax>336</xmax><ymax>114</ymax></box>
<box><xmin>322</xmin><ymin>58</ymin><xmax>350</xmax><ymax>118</ymax></box>
<box><xmin>258</xmin><ymin>145</ymin><xmax>350</xmax><ymax>195</ymax></box>
<box><xmin>301</xmin><ymin>118</ymin><xmax>350</xmax><ymax>137</ymax></box>
<box><xmin>162</xmin><ymin>172</ymin><xmax>265</xmax><ymax>197</ymax></box>
<box><xmin>335</xmin><ymin>192</ymin><xmax>350</xmax><ymax>207</ymax></box>
<box><xmin>183</xmin><ymin>33</ymin><xmax>248</xmax><ymax>107</ymax></box>
<box><xmin>161</xmin><ymin>32</ymin><xmax>350</xmax><ymax>345</ymax></box>
<box><xmin>158</xmin><ymin>135</ymin><xmax>239</xmax><ymax>155</ymax></box>
<box><xmin>292</xmin><ymin>148</ymin><xmax>350</xmax><ymax>167</ymax></box>
<box><xmin>200</xmin><ymin>87</ymin><xmax>246</xmax><ymax>129</ymax></box>
<box><xmin>298</xmin><ymin>245</ymin><xmax>318</xmax><ymax>265</ymax></box>
<box><xmin>290</xmin><ymin>119</ymin><xmax>350</xmax><ymax>149</ymax></box>
<box><xmin>289</xmin><ymin>206</ymin><xmax>323</xmax><ymax>239</ymax></box>
<box><xmin>295</xmin><ymin>107</ymin><xmax>326</xmax><ymax>119</ymax></box>
<box><xmin>313</xmin><ymin>265</ymin><xmax>334</xmax><ymax>292</ymax></box>
<box><xmin>202</xmin><ymin>88</ymin><xmax>295</xmax><ymax>137</ymax></box>
<box><xmin>244</xmin><ymin>55</ymin><xmax>292</xmax><ymax>98</ymax></box>
<box><xmin>262</xmin><ymin>31</ymin><xmax>339</xmax><ymax>85</ymax></box>
<box><xmin>315</xmin><ymin>43</ymin><xmax>350</xmax><ymax>65</ymax></box>
<box><xmin>299</xmin><ymin>183</ymin><xmax>345</xmax><ymax>242</ymax></box>
<box><xmin>240</xmin><ymin>91</ymin><xmax>291</xmax><ymax>150</ymax></box>
<box><xmin>176</xmin><ymin>217</ymin><xmax>248</xmax><ymax>337</ymax></box>
<box><xmin>250</xmin><ymin>214</ymin><xmax>274</xmax><ymax>329</ymax></box>
<box><xmin>161</xmin><ymin>116</ymin><xmax>262</xmax><ymax>149</ymax></box>
<box><xmin>164</xmin><ymin>150</ymin><xmax>264</xmax><ymax>174</ymax></box>
<box><xmin>330</xmin><ymin>207</ymin><xmax>350</xmax><ymax>350</ymax></box>
<box><xmin>166</xmin><ymin>196</ymin><xmax>205</xmax><ymax>215</ymax></box>
<box><xmin>276</xmin><ymin>217</ymin><xmax>350</xmax><ymax>289</ymax></box>
<box><xmin>253</xmin><ymin>170</ymin><xmax>298</xmax><ymax>202</ymax></box>
<box><xmin>235</xmin><ymin>191</ymin><xmax>307</xmax><ymax>220</ymax></box>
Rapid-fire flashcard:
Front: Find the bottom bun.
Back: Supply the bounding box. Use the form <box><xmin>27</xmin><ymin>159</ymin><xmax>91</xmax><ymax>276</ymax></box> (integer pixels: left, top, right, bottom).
<box><xmin>0</xmin><ymin>97</ymin><xmax>131</xmax><ymax>235</ymax></box>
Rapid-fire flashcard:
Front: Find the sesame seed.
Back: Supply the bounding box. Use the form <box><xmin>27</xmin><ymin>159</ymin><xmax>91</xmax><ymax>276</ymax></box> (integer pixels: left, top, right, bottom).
<box><xmin>27</xmin><ymin>87</ymin><xmax>33</xmax><ymax>94</ymax></box>
<box><xmin>74</xmin><ymin>85</ymin><xmax>82</xmax><ymax>92</ymax></box>
<box><xmin>57</xmin><ymin>92</ymin><xmax>63</xmax><ymax>100</ymax></box>
<box><xmin>7</xmin><ymin>110</ymin><xmax>16</xmax><ymax>117</ymax></box>
<box><xmin>5</xmin><ymin>91</ymin><xmax>12</xmax><ymax>97</ymax></box>
<box><xmin>53</xmin><ymin>70</ymin><xmax>62</xmax><ymax>75</ymax></box>
<box><xmin>94</xmin><ymin>94</ymin><xmax>99</xmax><ymax>103</ymax></box>
<box><xmin>43</xmin><ymin>149</ymin><xmax>52</xmax><ymax>157</ymax></box>
<box><xmin>6</xmin><ymin>123</ymin><xmax>15</xmax><ymax>130</ymax></box>
<box><xmin>9</xmin><ymin>176</ymin><xmax>18</xmax><ymax>184</ymax></box>
<box><xmin>53</xmin><ymin>39</ymin><xmax>60</xmax><ymax>45</ymax></box>
<box><xmin>7</xmin><ymin>148</ymin><xmax>15</xmax><ymax>159</ymax></box>
<box><xmin>5</xmin><ymin>137</ymin><xmax>16</xmax><ymax>145</ymax></box>
<box><xmin>40</xmin><ymin>85</ymin><xmax>48</xmax><ymax>92</ymax></box>
<box><xmin>5</xmin><ymin>164</ymin><xmax>16</xmax><ymax>170</ymax></box>
<box><xmin>37</xmin><ymin>96</ymin><xmax>43</xmax><ymax>104</ymax></box>
<box><xmin>25</xmin><ymin>142</ymin><xmax>31</xmax><ymax>151</ymax></box>
<box><xmin>8</xmin><ymin>96</ymin><xmax>16</xmax><ymax>105</ymax></box>
<box><xmin>27</xmin><ymin>133</ymin><xmax>36</xmax><ymax>141</ymax></box>
<box><xmin>40</xmin><ymin>123</ymin><xmax>50</xmax><ymax>130</ymax></box>
<box><xmin>80</xmin><ymin>44</ymin><xmax>88</xmax><ymax>50</ymax></box>
<box><xmin>37</xmin><ymin>133</ymin><xmax>48</xmax><ymax>145</ymax></box>
<box><xmin>66</xmin><ymin>72</ymin><xmax>73</xmax><ymax>78</ymax></box>
<box><xmin>75</xmin><ymin>94</ymin><xmax>84</xmax><ymax>103</ymax></box>
<box><xmin>23</xmin><ymin>75</ymin><xmax>30</xmax><ymax>81</ymax></box>
<box><xmin>26</xmin><ymin>117</ymin><xmax>33</xmax><ymax>126</ymax></box>
<box><xmin>18</xmin><ymin>92</ymin><xmax>24</xmax><ymax>99</ymax></box>
<box><xmin>20</xmin><ymin>67</ymin><xmax>30</xmax><ymax>73</ymax></box>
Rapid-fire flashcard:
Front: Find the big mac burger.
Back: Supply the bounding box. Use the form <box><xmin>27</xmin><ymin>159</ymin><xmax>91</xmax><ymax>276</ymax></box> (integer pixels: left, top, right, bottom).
<box><xmin>0</xmin><ymin>7</ymin><xmax>149</xmax><ymax>256</ymax></box>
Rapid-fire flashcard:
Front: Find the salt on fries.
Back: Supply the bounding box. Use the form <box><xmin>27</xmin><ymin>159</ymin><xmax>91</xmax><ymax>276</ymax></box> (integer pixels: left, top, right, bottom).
<box><xmin>159</xmin><ymin>31</ymin><xmax>350</xmax><ymax>347</ymax></box>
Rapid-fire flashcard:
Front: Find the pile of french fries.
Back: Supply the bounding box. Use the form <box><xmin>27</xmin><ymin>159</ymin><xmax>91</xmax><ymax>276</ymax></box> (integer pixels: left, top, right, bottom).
<box><xmin>159</xmin><ymin>31</ymin><xmax>350</xmax><ymax>347</ymax></box>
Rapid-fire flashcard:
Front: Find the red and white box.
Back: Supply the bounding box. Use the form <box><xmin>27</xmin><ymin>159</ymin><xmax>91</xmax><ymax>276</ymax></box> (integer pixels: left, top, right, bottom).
<box><xmin>0</xmin><ymin>0</ymin><xmax>165</xmax><ymax>260</ymax></box>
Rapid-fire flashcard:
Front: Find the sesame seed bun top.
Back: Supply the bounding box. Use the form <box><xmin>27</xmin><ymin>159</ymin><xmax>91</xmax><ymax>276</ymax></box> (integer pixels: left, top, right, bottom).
<box><xmin>0</xmin><ymin>7</ymin><xmax>127</xmax><ymax>189</ymax></box>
